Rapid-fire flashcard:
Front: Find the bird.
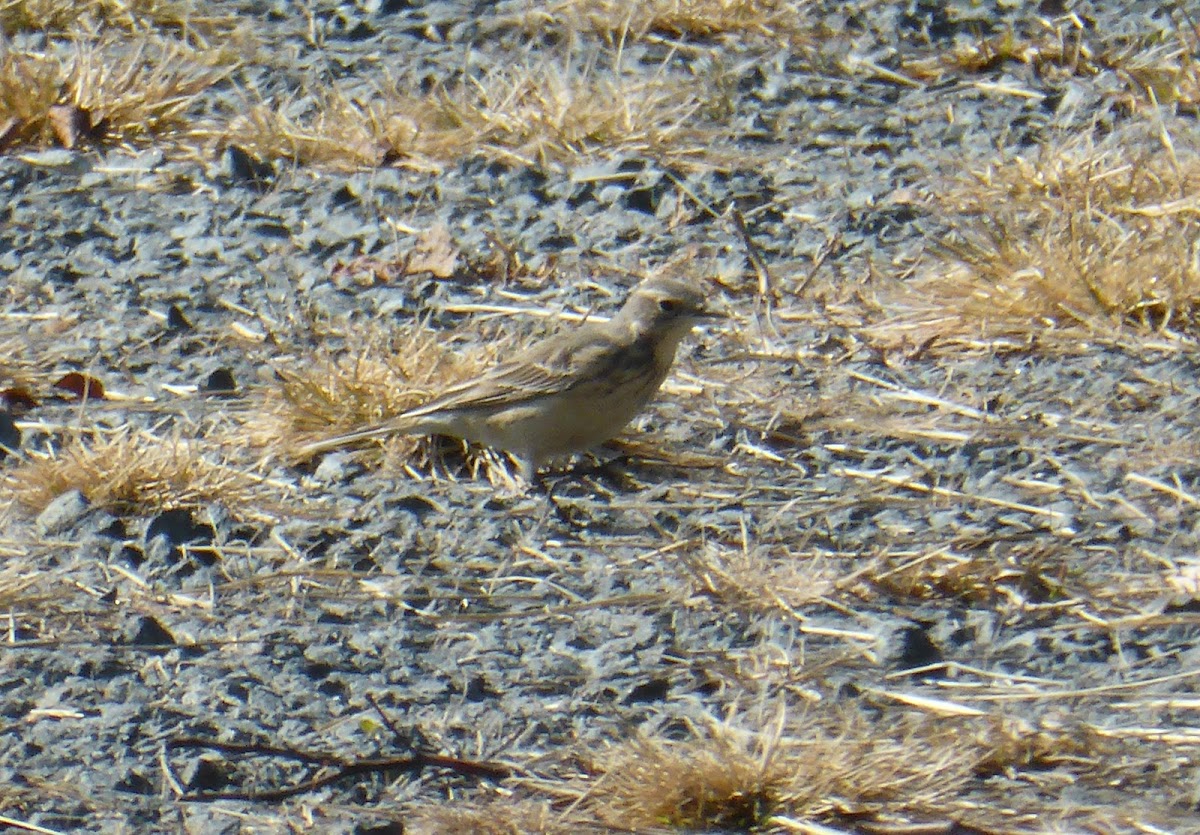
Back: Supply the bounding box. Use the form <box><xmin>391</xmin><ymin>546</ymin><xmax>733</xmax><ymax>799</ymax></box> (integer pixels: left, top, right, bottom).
<box><xmin>295</xmin><ymin>277</ymin><xmax>724</xmax><ymax>481</ymax></box>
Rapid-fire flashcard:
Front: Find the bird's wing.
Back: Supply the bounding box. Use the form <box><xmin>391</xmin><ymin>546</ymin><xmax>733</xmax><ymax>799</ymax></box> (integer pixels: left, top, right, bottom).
<box><xmin>404</xmin><ymin>323</ymin><xmax>629</xmax><ymax>416</ymax></box>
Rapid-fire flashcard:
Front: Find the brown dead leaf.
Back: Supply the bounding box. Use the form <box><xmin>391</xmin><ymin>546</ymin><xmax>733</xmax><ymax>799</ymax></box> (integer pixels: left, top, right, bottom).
<box><xmin>407</xmin><ymin>223</ymin><xmax>459</xmax><ymax>279</ymax></box>
<box><xmin>48</xmin><ymin>104</ymin><xmax>93</xmax><ymax>148</ymax></box>
<box><xmin>0</xmin><ymin>116</ymin><xmax>21</xmax><ymax>150</ymax></box>
<box><xmin>54</xmin><ymin>372</ymin><xmax>105</xmax><ymax>400</ymax></box>
<box><xmin>2</xmin><ymin>386</ymin><xmax>39</xmax><ymax>414</ymax></box>
<box><xmin>330</xmin><ymin>224</ymin><xmax>461</xmax><ymax>287</ymax></box>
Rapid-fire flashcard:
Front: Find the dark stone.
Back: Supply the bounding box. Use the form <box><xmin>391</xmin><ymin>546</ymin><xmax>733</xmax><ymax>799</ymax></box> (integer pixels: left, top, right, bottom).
<box><xmin>896</xmin><ymin>624</ymin><xmax>943</xmax><ymax>671</ymax></box>
<box><xmin>624</xmin><ymin>677</ymin><xmax>670</xmax><ymax>704</ymax></box>
<box><xmin>166</xmin><ymin>304</ymin><xmax>192</xmax><ymax>331</ymax></box>
<box><xmin>0</xmin><ymin>411</ymin><xmax>20</xmax><ymax>456</ymax></box>
<box><xmin>145</xmin><ymin>509</ymin><xmax>215</xmax><ymax>548</ymax></box>
<box><xmin>130</xmin><ymin>616</ymin><xmax>175</xmax><ymax>647</ymax></box>
<box><xmin>202</xmin><ymin>368</ymin><xmax>237</xmax><ymax>393</ymax></box>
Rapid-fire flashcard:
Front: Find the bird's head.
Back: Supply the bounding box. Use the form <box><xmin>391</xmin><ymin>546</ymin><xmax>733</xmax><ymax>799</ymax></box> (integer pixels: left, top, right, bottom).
<box><xmin>615</xmin><ymin>277</ymin><xmax>724</xmax><ymax>342</ymax></box>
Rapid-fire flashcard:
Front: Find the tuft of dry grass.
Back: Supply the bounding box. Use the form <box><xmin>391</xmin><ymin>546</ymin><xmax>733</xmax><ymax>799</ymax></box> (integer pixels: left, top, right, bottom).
<box><xmin>872</xmin><ymin>123</ymin><xmax>1200</xmax><ymax>346</ymax></box>
<box><xmin>845</xmin><ymin>545</ymin><xmax>1075</xmax><ymax>609</ymax></box>
<box><xmin>973</xmin><ymin>714</ymin><xmax>1109</xmax><ymax>778</ymax></box>
<box><xmin>2</xmin><ymin>426</ymin><xmax>268</xmax><ymax>517</ymax></box>
<box><xmin>575</xmin><ymin>708</ymin><xmax>980</xmax><ymax>830</ymax></box>
<box><xmin>907</xmin><ymin>16</ymin><xmax>1103</xmax><ymax>83</ymax></box>
<box><xmin>1116</xmin><ymin>37</ymin><xmax>1200</xmax><ymax>113</ymax></box>
<box><xmin>216</xmin><ymin>58</ymin><xmax>718</xmax><ymax>172</ymax></box>
<box><xmin>250</xmin><ymin>320</ymin><xmax>514</xmax><ymax>480</ymax></box>
<box><xmin>906</xmin><ymin>14</ymin><xmax>1200</xmax><ymax>112</ymax></box>
<box><xmin>405</xmin><ymin>799</ymin><xmax>559</xmax><ymax>835</ymax></box>
<box><xmin>408</xmin><ymin>702</ymin><xmax>1194</xmax><ymax>831</ymax></box>
<box><xmin>0</xmin><ymin>38</ymin><xmax>231</xmax><ymax>150</ymax></box>
<box><xmin>568</xmin><ymin>705</ymin><xmax>1193</xmax><ymax>830</ymax></box>
<box><xmin>586</xmin><ymin>733</ymin><xmax>782</xmax><ymax>830</ymax></box>
<box><xmin>215</xmin><ymin>85</ymin><xmax>411</xmax><ymax>172</ymax></box>
<box><xmin>0</xmin><ymin>0</ymin><xmax>239</xmax><ymax>45</ymax></box>
<box><xmin>254</xmin><ymin>325</ymin><xmax>475</xmax><ymax>445</ymax></box>
<box><xmin>0</xmin><ymin>51</ymin><xmax>60</xmax><ymax>147</ymax></box>
<box><xmin>679</xmin><ymin>542</ymin><xmax>835</xmax><ymax>619</ymax></box>
<box><xmin>525</xmin><ymin>0</ymin><xmax>813</xmax><ymax>43</ymax></box>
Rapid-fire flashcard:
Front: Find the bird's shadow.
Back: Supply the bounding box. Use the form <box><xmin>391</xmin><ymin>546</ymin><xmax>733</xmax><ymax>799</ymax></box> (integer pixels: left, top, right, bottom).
<box><xmin>540</xmin><ymin>454</ymin><xmax>658</xmax><ymax>528</ymax></box>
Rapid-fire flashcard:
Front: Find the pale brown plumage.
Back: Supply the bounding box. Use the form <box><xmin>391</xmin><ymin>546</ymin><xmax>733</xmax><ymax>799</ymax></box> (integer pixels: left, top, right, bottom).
<box><xmin>296</xmin><ymin>277</ymin><xmax>722</xmax><ymax>479</ymax></box>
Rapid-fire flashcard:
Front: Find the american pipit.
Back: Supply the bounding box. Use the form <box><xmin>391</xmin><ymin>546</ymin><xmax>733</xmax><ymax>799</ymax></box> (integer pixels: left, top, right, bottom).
<box><xmin>296</xmin><ymin>277</ymin><xmax>723</xmax><ymax>480</ymax></box>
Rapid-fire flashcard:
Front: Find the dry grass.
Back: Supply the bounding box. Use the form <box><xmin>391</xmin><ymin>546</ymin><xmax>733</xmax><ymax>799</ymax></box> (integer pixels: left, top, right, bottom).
<box><xmin>973</xmin><ymin>714</ymin><xmax>1112</xmax><ymax>778</ymax></box>
<box><xmin>526</xmin><ymin>0</ymin><xmax>813</xmax><ymax>42</ymax></box>
<box><xmin>557</xmin><ymin>695</ymin><xmax>1198</xmax><ymax>830</ymax></box>
<box><xmin>216</xmin><ymin>58</ymin><xmax>719</xmax><ymax>172</ymax></box>
<box><xmin>872</xmin><ymin>123</ymin><xmax>1200</xmax><ymax>346</ymax></box>
<box><xmin>0</xmin><ymin>552</ymin><xmax>41</xmax><ymax>611</ymax></box>
<box><xmin>0</xmin><ymin>52</ymin><xmax>60</xmax><ymax>144</ymax></box>
<box><xmin>250</xmin><ymin>320</ymin><xmax>512</xmax><ymax>478</ymax></box>
<box><xmin>215</xmin><ymin>85</ymin><xmax>410</xmax><ymax>171</ymax></box>
<box><xmin>907</xmin><ymin>13</ymin><xmax>1200</xmax><ymax>112</ymax></box>
<box><xmin>842</xmin><ymin>544</ymin><xmax>1076</xmax><ymax>610</ymax></box>
<box><xmin>0</xmin><ymin>38</ymin><xmax>231</xmax><ymax>150</ymax></box>
<box><xmin>406</xmin><ymin>799</ymin><xmax>559</xmax><ymax>835</ymax></box>
<box><xmin>0</xmin><ymin>0</ymin><xmax>239</xmax><ymax>44</ymax></box>
<box><xmin>583</xmin><ymin>733</ymin><xmax>785</xmax><ymax>830</ymax></box>
<box><xmin>678</xmin><ymin>542</ymin><xmax>835</xmax><ymax>618</ymax></box>
<box><xmin>1116</xmin><ymin>36</ymin><xmax>1200</xmax><ymax>113</ymax></box>
<box><xmin>573</xmin><ymin>708</ymin><xmax>980</xmax><ymax>830</ymax></box>
<box><xmin>1</xmin><ymin>426</ymin><xmax>269</xmax><ymax>517</ymax></box>
<box><xmin>400</xmin><ymin>701</ymin><xmax>1198</xmax><ymax>831</ymax></box>
<box><xmin>0</xmin><ymin>3</ymin><xmax>736</xmax><ymax>168</ymax></box>
<box><xmin>907</xmin><ymin>16</ymin><xmax>1105</xmax><ymax>84</ymax></box>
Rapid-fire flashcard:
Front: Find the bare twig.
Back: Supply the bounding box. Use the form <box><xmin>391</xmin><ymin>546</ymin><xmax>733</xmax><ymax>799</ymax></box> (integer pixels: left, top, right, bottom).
<box><xmin>168</xmin><ymin>735</ymin><xmax>510</xmax><ymax>802</ymax></box>
<box><xmin>733</xmin><ymin>207</ymin><xmax>781</xmax><ymax>347</ymax></box>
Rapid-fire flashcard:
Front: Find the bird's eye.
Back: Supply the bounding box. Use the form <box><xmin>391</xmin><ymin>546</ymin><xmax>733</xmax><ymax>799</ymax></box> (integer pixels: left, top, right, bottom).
<box><xmin>658</xmin><ymin>298</ymin><xmax>679</xmax><ymax>313</ymax></box>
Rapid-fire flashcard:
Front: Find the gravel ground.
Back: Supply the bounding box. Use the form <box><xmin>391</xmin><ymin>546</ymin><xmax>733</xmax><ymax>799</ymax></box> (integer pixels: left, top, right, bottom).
<box><xmin>3</xmin><ymin>1</ymin><xmax>1200</xmax><ymax>832</ymax></box>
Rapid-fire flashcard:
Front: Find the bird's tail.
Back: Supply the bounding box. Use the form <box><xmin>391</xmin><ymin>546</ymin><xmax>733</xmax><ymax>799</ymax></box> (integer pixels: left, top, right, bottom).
<box><xmin>293</xmin><ymin>414</ymin><xmax>423</xmax><ymax>460</ymax></box>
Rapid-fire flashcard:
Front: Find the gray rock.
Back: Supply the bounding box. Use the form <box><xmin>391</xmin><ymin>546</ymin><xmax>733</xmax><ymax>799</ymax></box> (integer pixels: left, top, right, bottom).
<box><xmin>35</xmin><ymin>489</ymin><xmax>89</xmax><ymax>537</ymax></box>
